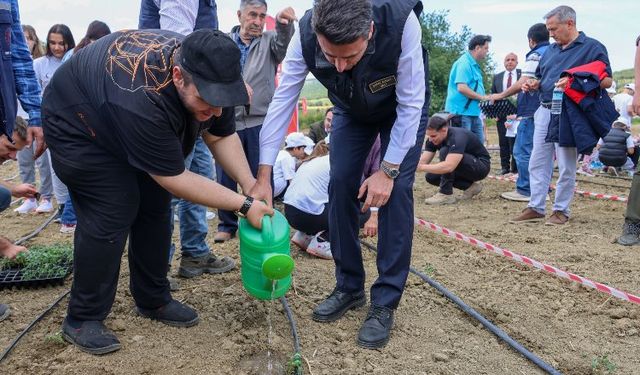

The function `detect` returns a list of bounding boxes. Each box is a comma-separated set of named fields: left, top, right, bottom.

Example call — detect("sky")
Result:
left=20, top=0, right=637, bottom=74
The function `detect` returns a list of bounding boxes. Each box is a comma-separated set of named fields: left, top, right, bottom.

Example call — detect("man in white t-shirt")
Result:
left=273, top=132, right=313, bottom=199
left=612, top=83, right=635, bottom=123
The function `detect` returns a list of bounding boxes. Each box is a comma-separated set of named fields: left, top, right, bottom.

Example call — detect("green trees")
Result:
left=420, top=10, right=495, bottom=115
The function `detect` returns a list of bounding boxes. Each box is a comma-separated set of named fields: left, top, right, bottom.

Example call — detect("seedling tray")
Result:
left=0, top=260, right=72, bottom=289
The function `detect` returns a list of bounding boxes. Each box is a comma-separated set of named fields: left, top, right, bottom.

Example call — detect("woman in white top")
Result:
left=33, top=24, right=78, bottom=233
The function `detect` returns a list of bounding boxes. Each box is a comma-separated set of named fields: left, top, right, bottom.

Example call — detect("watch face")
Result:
left=390, top=169, right=400, bottom=178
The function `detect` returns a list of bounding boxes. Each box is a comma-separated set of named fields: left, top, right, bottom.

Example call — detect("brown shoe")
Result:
left=545, top=211, right=569, bottom=225
left=213, top=231, right=235, bottom=243
left=509, top=208, right=544, bottom=223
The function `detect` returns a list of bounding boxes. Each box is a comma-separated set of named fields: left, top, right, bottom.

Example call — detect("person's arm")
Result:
left=418, top=153, right=464, bottom=174
left=10, top=0, right=44, bottom=157
left=497, top=75, right=529, bottom=98
left=157, top=0, right=199, bottom=35
left=457, top=83, right=488, bottom=101
left=417, top=150, right=436, bottom=167
left=251, top=31, right=309, bottom=205
left=270, top=7, right=296, bottom=63
left=0, top=180, right=38, bottom=199
left=358, top=12, right=424, bottom=212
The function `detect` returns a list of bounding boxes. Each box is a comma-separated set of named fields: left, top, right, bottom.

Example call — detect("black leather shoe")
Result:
left=62, top=318, right=122, bottom=355
left=137, top=299, right=199, bottom=327
left=312, top=289, right=366, bottom=322
left=357, top=304, right=394, bottom=349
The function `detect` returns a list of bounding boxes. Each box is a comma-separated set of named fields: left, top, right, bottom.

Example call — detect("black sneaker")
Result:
left=312, top=288, right=366, bottom=322
left=61, top=318, right=122, bottom=355
left=357, top=304, right=394, bottom=349
left=137, top=299, right=199, bottom=328
left=178, top=253, right=236, bottom=278
left=0, top=303, right=10, bottom=322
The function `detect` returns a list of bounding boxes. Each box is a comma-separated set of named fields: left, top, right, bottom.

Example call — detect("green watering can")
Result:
left=239, top=210, right=295, bottom=300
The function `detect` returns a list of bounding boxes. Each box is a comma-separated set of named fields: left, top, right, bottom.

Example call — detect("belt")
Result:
left=540, top=102, right=552, bottom=109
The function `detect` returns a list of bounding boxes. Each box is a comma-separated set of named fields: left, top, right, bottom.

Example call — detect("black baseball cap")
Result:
left=179, top=29, right=249, bottom=107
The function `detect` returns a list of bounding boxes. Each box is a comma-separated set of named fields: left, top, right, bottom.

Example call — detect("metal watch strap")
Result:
left=381, top=161, right=399, bottom=179
left=236, top=196, right=254, bottom=217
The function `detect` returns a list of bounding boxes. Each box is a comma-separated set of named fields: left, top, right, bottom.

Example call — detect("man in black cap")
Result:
left=42, top=29, right=272, bottom=355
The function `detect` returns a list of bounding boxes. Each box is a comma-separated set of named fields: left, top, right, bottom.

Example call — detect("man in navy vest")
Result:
left=251, top=0, right=429, bottom=348
left=139, top=0, right=237, bottom=288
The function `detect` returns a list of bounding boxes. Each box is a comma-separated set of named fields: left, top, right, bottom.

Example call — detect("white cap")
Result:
left=606, top=80, right=617, bottom=94
left=624, top=83, right=635, bottom=92
left=285, top=132, right=308, bottom=149
left=303, top=136, right=315, bottom=155
left=613, top=117, right=631, bottom=129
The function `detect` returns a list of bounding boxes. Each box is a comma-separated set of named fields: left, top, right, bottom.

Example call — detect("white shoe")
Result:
left=35, top=199, right=53, bottom=213
left=206, top=211, right=216, bottom=220
left=14, top=198, right=37, bottom=214
left=291, top=230, right=313, bottom=250
left=60, top=224, right=76, bottom=234
left=174, top=214, right=179, bottom=222
left=460, top=182, right=483, bottom=200
left=306, top=233, right=332, bottom=260
left=424, top=192, right=456, bottom=205
left=501, top=190, right=530, bottom=202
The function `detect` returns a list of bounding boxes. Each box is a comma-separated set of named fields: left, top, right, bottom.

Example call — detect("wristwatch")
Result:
left=234, top=196, right=254, bottom=218
left=380, top=161, right=400, bottom=179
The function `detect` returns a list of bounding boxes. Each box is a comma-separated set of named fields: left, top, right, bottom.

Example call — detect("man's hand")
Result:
left=362, top=211, right=378, bottom=237
left=522, top=78, right=539, bottom=92
left=11, top=183, right=38, bottom=198
left=555, top=77, right=569, bottom=90
left=0, top=236, right=27, bottom=259
left=244, top=82, right=254, bottom=104
left=248, top=166, right=274, bottom=207
left=245, top=199, right=274, bottom=230
left=276, top=7, right=297, bottom=25
left=358, top=170, right=394, bottom=212
left=487, top=93, right=500, bottom=103
left=26, top=127, right=47, bottom=159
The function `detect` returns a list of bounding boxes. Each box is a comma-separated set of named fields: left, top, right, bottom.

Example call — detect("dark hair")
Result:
left=22, top=25, right=45, bottom=58
left=172, top=47, right=194, bottom=86
left=14, top=116, right=28, bottom=141
left=74, top=21, right=111, bottom=53
left=468, top=34, right=491, bottom=51
left=527, top=23, right=549, bottom=44
left=46, top=24, right=75, bottom=57
left=325, top=106, right=334, bottom=115
left=312, top=0, right=372, bottom=45
left=427, top=115, right=450, bottom=131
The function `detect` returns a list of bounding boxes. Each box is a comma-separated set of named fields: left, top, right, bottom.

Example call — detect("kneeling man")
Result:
left=419, top=114, right=491, bottom=204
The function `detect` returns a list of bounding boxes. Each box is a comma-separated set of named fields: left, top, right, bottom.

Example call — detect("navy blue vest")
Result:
left=138, top=0, right=218, bottom=31
left=0, top=3, right=17, bottom=137
left=516, top=42, right=549, bottom=118
left=599, top=127, right=630, bottom=167
left=299, top=0, right=426, bottom=123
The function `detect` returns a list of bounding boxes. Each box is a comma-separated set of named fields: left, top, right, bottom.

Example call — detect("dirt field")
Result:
left=1, top=135, right=639, bottom=374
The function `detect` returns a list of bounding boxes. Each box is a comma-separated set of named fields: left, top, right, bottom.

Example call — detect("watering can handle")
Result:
left=261, top=215, right=274, bottom=244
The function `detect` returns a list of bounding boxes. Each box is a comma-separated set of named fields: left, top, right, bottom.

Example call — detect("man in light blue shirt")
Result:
left=445, top=34, right=494, bottom=144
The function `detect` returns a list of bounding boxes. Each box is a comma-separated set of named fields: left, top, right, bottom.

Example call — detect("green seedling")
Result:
left=422, top=263, right=436, bottom=278
left=44, top=331, right=66, bottom=346
left=591, top=354, right=617, bottom=374
left=1, top=243, right=72, bottom=281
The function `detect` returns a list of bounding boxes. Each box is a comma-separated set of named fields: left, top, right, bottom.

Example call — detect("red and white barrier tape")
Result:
left=414, top=217, right=640, bottom=306
left=487, top=175, right=628, bottom=203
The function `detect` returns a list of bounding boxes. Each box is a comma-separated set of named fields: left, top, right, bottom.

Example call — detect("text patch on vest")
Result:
left=368, top=75, right=397, bottom=93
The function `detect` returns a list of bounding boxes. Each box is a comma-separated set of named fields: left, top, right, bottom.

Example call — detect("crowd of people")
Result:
left=0, top=0, right=639, bottom=356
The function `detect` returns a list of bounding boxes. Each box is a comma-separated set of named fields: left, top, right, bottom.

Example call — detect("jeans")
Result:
left=169, top=136, right=214, bottom=260
left=17, top=145, right=53, bottom=199
left=513, top=117, right=535, bottom=196
left=216, top=125, right=261, bottom=235
left=61, top=197, right=77, bottom=225
left=527, top=106, right=577, bottom=215
left=0, top=186, right=10, bottom=212
left=460, top=115, right=484, bottom=144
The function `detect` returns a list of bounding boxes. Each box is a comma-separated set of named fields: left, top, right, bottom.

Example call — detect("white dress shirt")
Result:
left=153, top=0, right=199, bottom=35
left=502, top=69, right=516, bottom=92
left=259, top=11, right=425, bottom=166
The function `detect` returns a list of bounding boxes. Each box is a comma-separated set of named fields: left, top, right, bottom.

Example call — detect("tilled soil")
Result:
left=1, top=149, right=639, bottom=374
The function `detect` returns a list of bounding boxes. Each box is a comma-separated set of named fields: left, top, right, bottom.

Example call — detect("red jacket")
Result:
left=561, top=60, right=608, bottom=104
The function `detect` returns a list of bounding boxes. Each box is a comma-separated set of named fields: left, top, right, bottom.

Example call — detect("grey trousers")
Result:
left=17, top=145, right=53, bottom=199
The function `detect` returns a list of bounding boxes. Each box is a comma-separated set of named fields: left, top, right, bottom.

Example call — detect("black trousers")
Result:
left=52, top=157, right=172, bottom=321
left=284, top=203, right=370, bottom=240
left=426, top=152, right=491, bottom=195
left=496, top=118, right=517, bottom=173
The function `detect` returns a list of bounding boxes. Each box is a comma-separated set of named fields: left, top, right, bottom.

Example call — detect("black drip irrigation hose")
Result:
left=14, top=210, right=58, bottom=246
left=0, top=289, right=70, bottom=363
left=280, top=296, right=303, bottom=375
left=360, top=240, right=562, bottom=375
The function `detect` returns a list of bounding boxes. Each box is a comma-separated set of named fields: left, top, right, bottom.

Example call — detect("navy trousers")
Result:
left=329, top=105, right=428, bottom=309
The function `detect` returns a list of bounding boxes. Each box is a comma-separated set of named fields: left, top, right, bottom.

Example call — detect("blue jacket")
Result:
left=546, top=63, right=617, bottom=154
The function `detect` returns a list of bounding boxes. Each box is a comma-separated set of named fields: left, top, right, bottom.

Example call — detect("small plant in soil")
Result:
left=44, top=331, right=66, bottom=346
left=0, top=243, right=72, bottom=280
left=591, top=354, right=617, bottom=374
left=422, top=263, right=436, bottom=278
